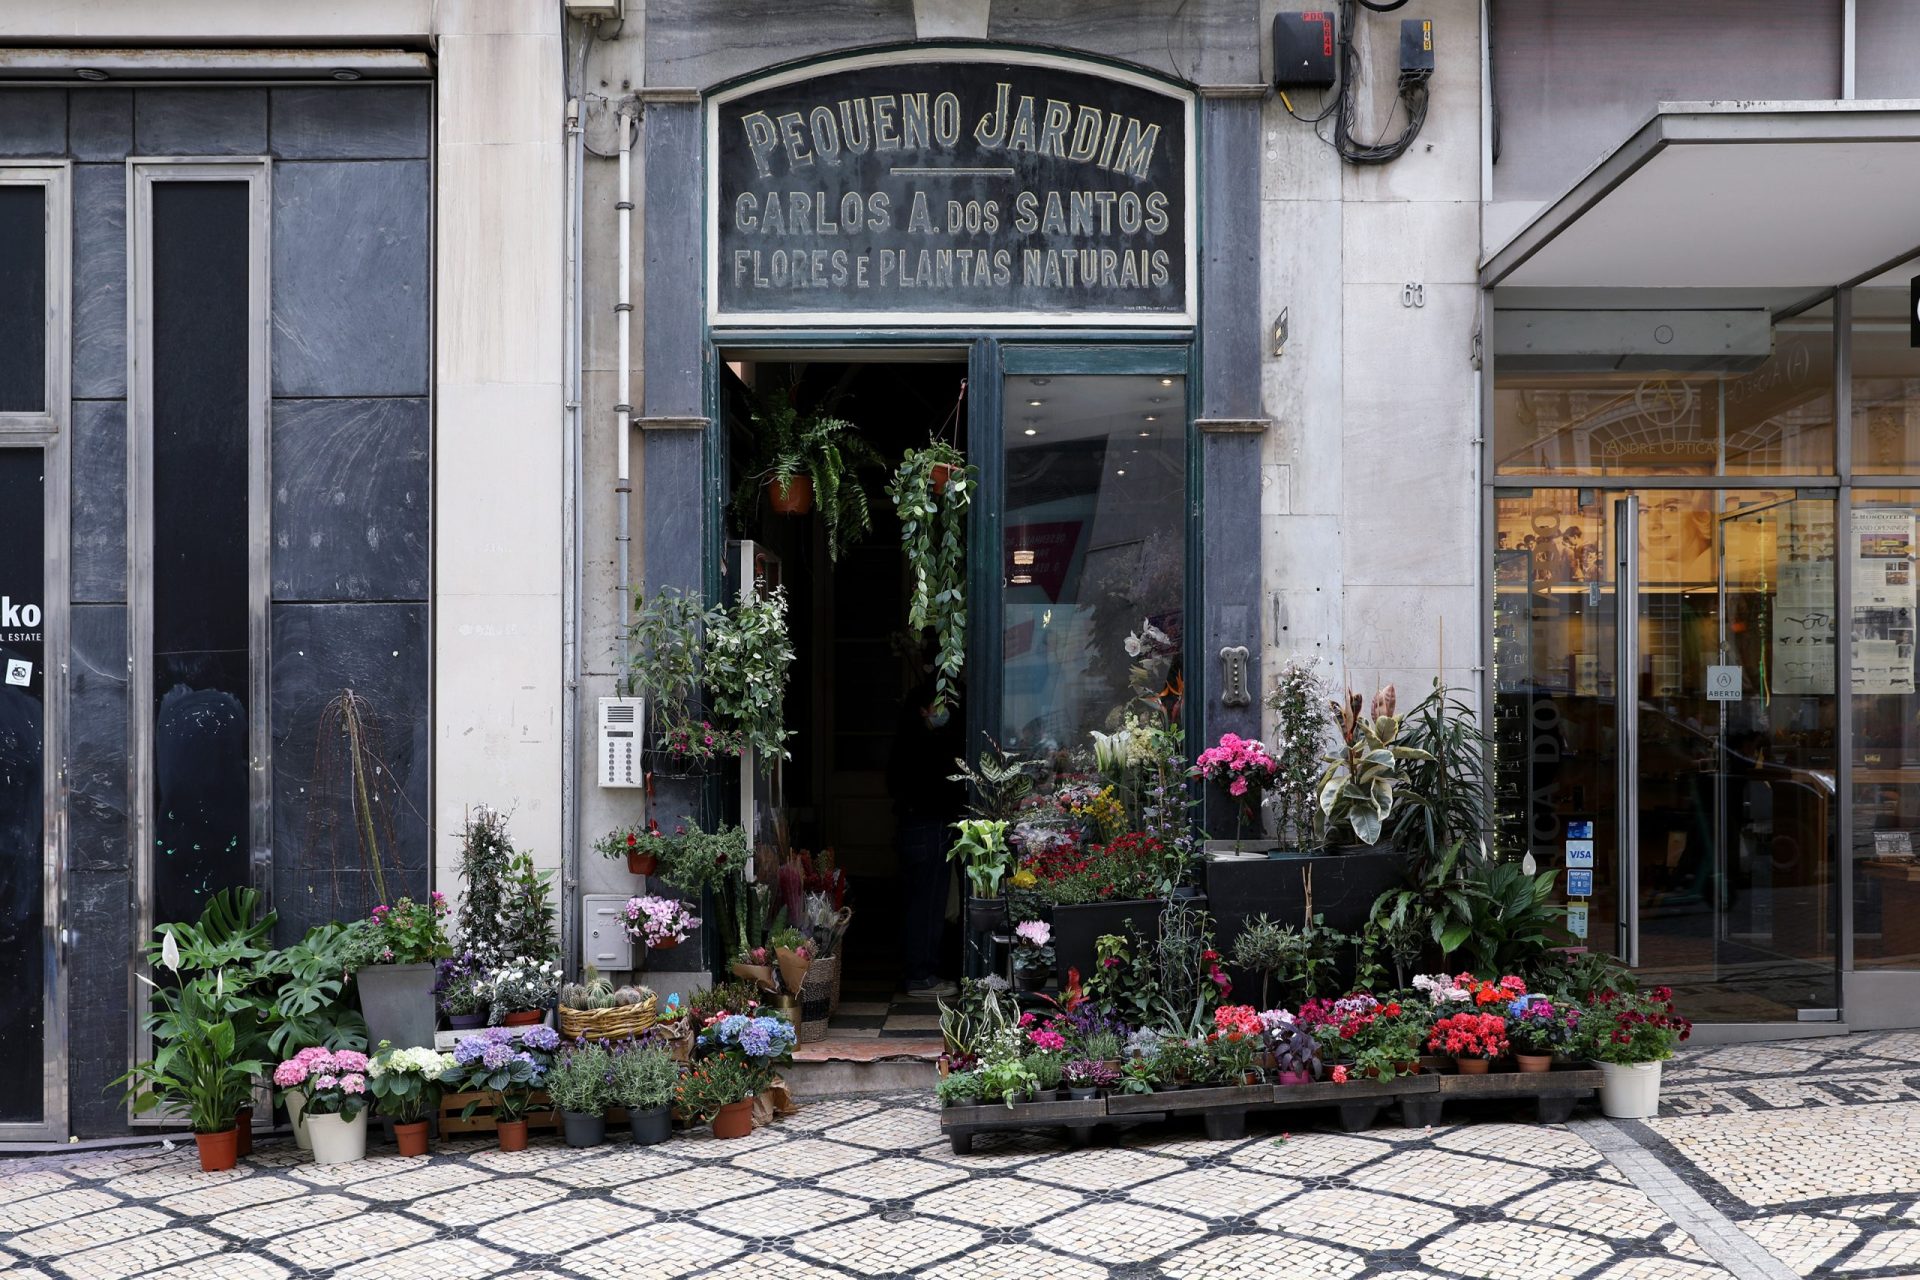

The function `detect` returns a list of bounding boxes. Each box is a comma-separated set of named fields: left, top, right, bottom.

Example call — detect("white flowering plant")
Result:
left=367, top=1042, right=456, bottom=1123
left=482, top=959, right=562, bottom=1023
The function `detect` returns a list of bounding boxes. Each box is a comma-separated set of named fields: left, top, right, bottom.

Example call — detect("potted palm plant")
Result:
left=732, top=388, right=884, bottom=562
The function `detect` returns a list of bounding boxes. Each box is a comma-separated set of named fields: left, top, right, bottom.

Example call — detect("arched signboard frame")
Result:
left=705, top=46, right=1198, bottom=329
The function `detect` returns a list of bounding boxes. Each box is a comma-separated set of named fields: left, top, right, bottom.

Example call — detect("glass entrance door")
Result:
left=1493, top=489, right=1840, bottom=1021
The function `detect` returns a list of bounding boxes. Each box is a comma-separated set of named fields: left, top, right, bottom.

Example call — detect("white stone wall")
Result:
left=432, top=2, right=570, bottom=894
left=1257, top=0, right=1485, bottom=724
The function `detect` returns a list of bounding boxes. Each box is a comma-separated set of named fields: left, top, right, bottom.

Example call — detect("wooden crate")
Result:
left=437, top=1090, right=560, bottom=1136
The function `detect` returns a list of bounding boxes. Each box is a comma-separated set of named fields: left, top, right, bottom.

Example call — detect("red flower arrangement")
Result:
left=1459, top=973, right=1528, bottom=1007
left=1429, top=1011, right=1509, bottom=1060
left=1214, top=1005, right=1261, bottom=1037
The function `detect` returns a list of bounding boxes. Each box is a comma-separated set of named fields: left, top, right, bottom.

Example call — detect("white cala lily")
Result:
left=159, top=928, right=181, bottom=974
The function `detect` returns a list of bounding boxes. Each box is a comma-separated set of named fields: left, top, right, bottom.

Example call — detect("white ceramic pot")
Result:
left=285, top=1089, right=313, bottom=1152
left=1597, top=1059, right=1663, bottom=1119
left=305, top=1109, right=368, bottom=1165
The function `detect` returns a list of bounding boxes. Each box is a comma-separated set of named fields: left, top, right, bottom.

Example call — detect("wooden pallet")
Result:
left=936, top=1065, right=1600, bottom=1152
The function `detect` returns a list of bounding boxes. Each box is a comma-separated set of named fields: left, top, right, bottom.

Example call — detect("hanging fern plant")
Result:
left=889, top=438, right=972, bottom=718
left=732, top=387, right=883, bottom=563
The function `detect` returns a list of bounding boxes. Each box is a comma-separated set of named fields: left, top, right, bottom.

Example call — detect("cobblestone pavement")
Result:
left=1, top=1031, right=1914, bottom=1280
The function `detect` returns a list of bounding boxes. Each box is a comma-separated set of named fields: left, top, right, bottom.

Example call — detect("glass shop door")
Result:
left=1493, top=489, right=1840, bottom=1021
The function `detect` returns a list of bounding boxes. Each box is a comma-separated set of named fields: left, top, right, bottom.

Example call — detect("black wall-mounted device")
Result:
left=1399, top=17, right=1435, bottom=82
left=1273, top=11, right=1337, bottom=90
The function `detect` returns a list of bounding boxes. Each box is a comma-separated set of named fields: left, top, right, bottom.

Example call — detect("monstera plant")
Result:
left=1316, top=684, right=1432, bottom=847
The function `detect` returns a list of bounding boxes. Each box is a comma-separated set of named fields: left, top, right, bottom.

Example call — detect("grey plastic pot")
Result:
left=356, top=963, right=438, bottom=1051
left=627, top=1103, right=673, bottom=1146
left=562, top=1111, right=606, bottom=1148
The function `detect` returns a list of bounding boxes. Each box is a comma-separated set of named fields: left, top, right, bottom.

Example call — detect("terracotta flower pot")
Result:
left=929, top=462, right=954, bottom=495
left=1456, top=1056, right=1492, bottom=1075
left=503, top=1009, right=544, bottom=1027
left=768, top=474, right=813, bottom=514
left=394, top=1120, right=429, bottom=1157
left=712, top=1098, right=754, bottom=1139
left=496, top=1118, right=529, bottom=1151
left=626, top=850, right=658, bottom=876
left=234, top=1105, right=253, bottom=1158
left=194, top=1127, right=238, bottom=1173
left=1515, top=1053, right=1553, bottom=1074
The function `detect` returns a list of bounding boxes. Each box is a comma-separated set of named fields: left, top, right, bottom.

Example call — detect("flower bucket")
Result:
left=1515, top=1053, right=1553, bottom=1074
left=356, top=962, right=438, bottom=1056
left=306, top=1110, right=368, bottom=1166
left=285, top=1089, right=313, bottom=1152
left=234, top=1105, right=253, bottom=1158
left=768, top=474, right=813, bottom=514
left=194, top=1128, right=238, bottom=1173
left=965, top=895, right=1007, bottom=934
left=626, top=850, right=658, bottom=876
left=628, top=1103, right=673, bottom=1146
left=503, top=1008, right=545, bottom=1027
left=562, top=1111, right=606, bottom=1149
left=496, top=1118, right=530, bottom=1152
left=712, top=1099, right=754, bottom=1139
left=394, top=1120, right=429, bottom=1157
left=1598, top=1060, right=1663, bottom=1119
left=775, top=947, right=812, bottom=995
left=798, top=955, right=837, bottom=1044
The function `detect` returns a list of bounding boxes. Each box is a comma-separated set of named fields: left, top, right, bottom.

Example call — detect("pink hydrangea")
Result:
left=272, top=1060, right=308, bottom=1088
left=340, top=1074, right=366, bottom=1095
left=313, top=1073, right=338, bottom=1091
left=331, top=1050, right=369, bottom=1074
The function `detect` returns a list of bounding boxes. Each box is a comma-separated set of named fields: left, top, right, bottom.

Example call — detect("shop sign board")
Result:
left=707, top=50, right=1196, bottom=326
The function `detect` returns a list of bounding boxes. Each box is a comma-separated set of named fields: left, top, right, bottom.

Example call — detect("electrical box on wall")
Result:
left=1273, top=11, right=1337, bottom=89
left=562, top=0, right=624, bottom=19
left=597, top=696, right=644, bottom=788
left=1400, top=18, right=1435, bottom=82
left=582, top=894, right=634, bottom=972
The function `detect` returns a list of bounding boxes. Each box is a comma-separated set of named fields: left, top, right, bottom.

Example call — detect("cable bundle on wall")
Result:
left=1282, top=0, right=1432, bottom=167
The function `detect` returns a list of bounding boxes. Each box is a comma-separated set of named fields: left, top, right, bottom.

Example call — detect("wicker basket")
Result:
left=798, top=954, right=838, bottom=1043
left=557, top=995, right=658, bottom=1042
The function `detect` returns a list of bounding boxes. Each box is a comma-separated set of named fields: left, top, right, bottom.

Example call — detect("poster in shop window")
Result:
left=707, top=50, right=1195, bottom=326
left=1852, top=508, right=1917, bottom=694
left=1770, top=502, right=1836, bottom=696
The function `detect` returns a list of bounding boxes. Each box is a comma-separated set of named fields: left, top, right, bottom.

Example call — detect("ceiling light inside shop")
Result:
left=1023, top=427, right=1037, bottom=436
left=1013, top=549, right=1036, bottom=566
left=1011, top=573, right=1033, bottom=584
left=1159, top=378, right=1174, bottom=387
left=75, top=67, right=109, bottom=80
left=1027, top=399, right=1044, bottom=406
left=331, top=68, right=362, bottom=80
left=1029, top=377, right=1051, bottom=386
left=1139, top=430, right=1152, bottom=437
left=1144, top=415, right=1158, bottom=422
left=1116, top=469, right=1127, bottom=476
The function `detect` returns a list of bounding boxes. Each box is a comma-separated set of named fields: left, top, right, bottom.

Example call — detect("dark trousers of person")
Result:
left=897, top=816, right=950, bottom=988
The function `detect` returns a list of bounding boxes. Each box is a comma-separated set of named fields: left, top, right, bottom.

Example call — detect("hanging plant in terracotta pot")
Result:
left=888, top=424, right=972, bottom=721
left=732, top=384, right=883, bottom=562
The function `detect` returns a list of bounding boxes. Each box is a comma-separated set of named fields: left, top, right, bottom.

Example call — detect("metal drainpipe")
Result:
left=616, top=106, right=635, bottom=679
left=560, top=90, right=586, bottom=976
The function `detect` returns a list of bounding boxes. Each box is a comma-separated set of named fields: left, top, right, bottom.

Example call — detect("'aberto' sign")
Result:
left=707, top=50, right=1195, bottom=326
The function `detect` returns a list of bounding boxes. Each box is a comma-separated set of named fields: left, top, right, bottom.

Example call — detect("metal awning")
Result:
left=1482, top=100, right=1920, bottom=294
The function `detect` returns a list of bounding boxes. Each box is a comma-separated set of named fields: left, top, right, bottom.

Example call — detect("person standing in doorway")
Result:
left=888, top=661, right=966, bottom=999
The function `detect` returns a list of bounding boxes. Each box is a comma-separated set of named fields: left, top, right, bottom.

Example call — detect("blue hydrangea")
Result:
left=453, top=1035, right=489, bottom=1066
left=521, top=1024, right=560, bottom=1051
left=482, top=1042, right=515, bottom=1069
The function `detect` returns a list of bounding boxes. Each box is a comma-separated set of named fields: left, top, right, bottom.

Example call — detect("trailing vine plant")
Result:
left=888, top=380, right=972, bottom=718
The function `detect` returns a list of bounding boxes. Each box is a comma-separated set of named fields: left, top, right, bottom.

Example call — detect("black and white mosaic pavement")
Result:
left=2, top=1031, right=1915, bottom=1279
